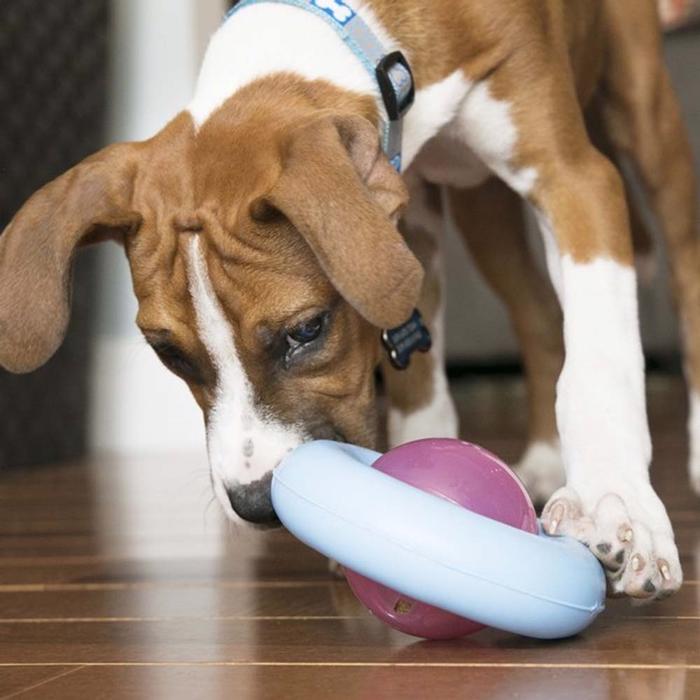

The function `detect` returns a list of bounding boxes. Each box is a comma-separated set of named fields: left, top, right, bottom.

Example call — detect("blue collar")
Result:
left=224, top=0, right=415, bottom=172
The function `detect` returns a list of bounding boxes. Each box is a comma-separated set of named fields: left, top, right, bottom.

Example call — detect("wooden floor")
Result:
left=1, top=376, right=699, bottom=699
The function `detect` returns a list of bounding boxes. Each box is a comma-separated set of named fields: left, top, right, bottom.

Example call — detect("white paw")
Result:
left=542, top=484, right=682, bottom=600
left=513, top=440, right=565, bottom=505
left=387, top=393, right=458, bottom=447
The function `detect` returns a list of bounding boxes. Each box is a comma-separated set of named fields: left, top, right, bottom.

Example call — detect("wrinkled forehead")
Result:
left=128, top=213, right=329, bottom=334
left=127, top=103, right=286, bottom=218
left=188, top=225, right=332, bottom=329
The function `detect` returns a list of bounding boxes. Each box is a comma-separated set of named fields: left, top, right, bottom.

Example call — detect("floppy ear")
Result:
left=266, top=115, right=423, bottom=328
left=0, top=143, right=141, bottom=373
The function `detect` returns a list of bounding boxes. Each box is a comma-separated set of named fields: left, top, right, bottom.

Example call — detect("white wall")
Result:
left=89, top=0, right=225, bottom=455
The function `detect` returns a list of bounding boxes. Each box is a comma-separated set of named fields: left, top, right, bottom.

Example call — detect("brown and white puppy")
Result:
left=1, top=0, right=696, bottom=601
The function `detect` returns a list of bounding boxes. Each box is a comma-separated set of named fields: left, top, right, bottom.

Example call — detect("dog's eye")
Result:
left=287, top=314, right=325, bottom=347
left=283, top=313, right=329, bottom=368
left=153, top=343, right=200, bottom=382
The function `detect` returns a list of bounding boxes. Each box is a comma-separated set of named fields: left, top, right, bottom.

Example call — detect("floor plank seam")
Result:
left=1, top=662, right=700, bottom=670
left=0, top=615, right=364, bottom=623
left=0, top=581, right=696, bottom=592
left=0, top=665, right=84, bottom=700
left=0, top=581, right=338, bottom=592
left=1, top=614, right=699, bottom=624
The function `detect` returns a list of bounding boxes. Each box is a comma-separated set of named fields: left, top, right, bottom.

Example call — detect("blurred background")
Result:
left=0, top=0, right=698, bottom=469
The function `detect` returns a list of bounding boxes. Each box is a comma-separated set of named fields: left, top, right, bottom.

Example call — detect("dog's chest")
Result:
left=410, top=123, right=492, bottom=189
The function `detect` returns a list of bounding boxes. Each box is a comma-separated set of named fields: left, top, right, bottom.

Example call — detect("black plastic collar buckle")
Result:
left=375, top=51, right=415, bottom=121
left=382, top=309, right=432, bottom=371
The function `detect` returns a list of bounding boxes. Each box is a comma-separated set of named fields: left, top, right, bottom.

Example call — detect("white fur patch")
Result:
left=409, top=76, right=537, bottom=194
left=186, top=238, right=304, bottom=516
left=457, top=81, right=538, bottom=195
left=403, top=71, right=472, bottom=170
left=554, top=257, right=651, bottom=491
left=189, top=2, right=391, bottom=127
left=689, top=390, right=700, bottom=494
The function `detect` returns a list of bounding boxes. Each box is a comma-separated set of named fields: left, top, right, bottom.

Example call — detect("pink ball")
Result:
left=344, top=438, right=538, bottom=640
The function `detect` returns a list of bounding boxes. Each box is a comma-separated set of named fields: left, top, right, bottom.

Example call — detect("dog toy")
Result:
left=343, top=439, right=539, bottom=639
left=272, top=438, right=606, bottom=640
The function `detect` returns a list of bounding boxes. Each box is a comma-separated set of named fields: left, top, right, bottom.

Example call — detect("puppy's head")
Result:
left=0, top=89, right=423, bottom=525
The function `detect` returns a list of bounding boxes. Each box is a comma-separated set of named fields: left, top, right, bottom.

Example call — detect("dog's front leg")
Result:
left=538, top=213, right=682, bottom=599
left=456, top=68, right=682, bottom=599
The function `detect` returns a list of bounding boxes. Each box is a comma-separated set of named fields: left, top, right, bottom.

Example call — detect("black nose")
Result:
left=227, top=473, right=279, bottom=525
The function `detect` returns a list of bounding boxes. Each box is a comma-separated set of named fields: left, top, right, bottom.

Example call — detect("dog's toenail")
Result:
left=659, top=561, right=671, bottom=581
left=615, top=549, right=625, bottom=564
left=631, top=554, right=645, bottom=572
left=618, top=526, right=633, bottom=543
left=597, top=543, right=612, bottom=555
left=642, top=579, right=656, bottom=594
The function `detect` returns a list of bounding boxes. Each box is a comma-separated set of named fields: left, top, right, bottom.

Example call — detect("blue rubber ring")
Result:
left=271, top=440, right=606, bottom=639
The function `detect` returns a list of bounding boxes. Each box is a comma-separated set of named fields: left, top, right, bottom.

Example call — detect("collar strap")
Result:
left=225, top=0, right=415, bottom=172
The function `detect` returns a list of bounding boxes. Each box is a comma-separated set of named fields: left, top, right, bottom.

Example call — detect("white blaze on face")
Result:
left=186, top=238, right=305, bottom=517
